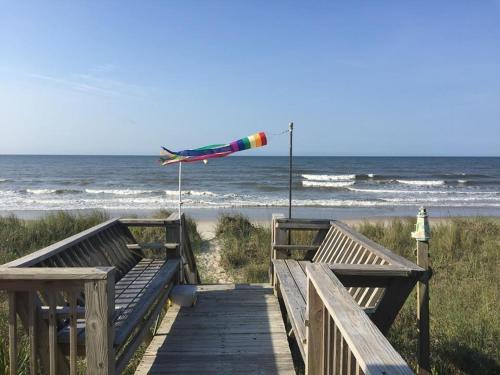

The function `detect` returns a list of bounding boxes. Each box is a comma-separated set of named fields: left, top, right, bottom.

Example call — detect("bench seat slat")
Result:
left=273, top=259, right=307, bottom=350
left=58, top=258, right=179, bottom=348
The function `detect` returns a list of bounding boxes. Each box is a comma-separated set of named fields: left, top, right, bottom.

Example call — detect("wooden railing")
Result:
left=119, top=212, right=200, bottom=284
left=0, top=212, right=199, bottom=375
left=270, top=214, right=331, bottom=283
left=306, top=263, right=414, bottom=375
left=1, top=267, right=115, bottom=375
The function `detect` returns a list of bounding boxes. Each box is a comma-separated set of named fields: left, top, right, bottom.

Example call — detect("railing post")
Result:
left=412, top=207, right=431, bottom=375
left=85, top=270, right=115, bottom=375
left=306, top=278, right=324, bottom=375
left=8, top=292, right=17, bottom=375
left=166, top=213, right=182, bottom=283
left=270, top=214, right=287, bottom=286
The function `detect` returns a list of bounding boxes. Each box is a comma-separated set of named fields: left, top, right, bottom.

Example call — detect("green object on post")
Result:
left=412, top=206, right=431, bottom=241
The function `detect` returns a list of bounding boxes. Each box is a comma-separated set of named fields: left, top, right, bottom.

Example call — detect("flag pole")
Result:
left=288, top=122, right=293, bottom=219
left=178, top=161, right=182, bottom=219
left=178, top=161, right=183, bottom=281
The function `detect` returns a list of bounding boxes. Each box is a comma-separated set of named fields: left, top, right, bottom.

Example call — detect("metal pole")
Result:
left=178, top=161, right=182, bottom=219
left=288, top=122, right=293, bottom=219
left=412, top=207, right=431, bottom=375
left=178, top=162, right=184, bottom=282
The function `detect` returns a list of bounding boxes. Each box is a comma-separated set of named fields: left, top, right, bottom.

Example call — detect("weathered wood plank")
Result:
left=273, top=260, right=307, bottom=349
left=84, top=276, right=115, bottom=375
left=115, top=283, right=174, bottom=374
left=48, top=293, right=57, bottom=375
left=273, top=244, right=320, bottom=251
left=119, top=218, right=179, bottom=227
left=135, top=284, right=294, bottom=375
left=0, top=267, right=114, bottom=280
left=306, top=263, right=414, bottom=375
left=277, top=222, right=331, bottom=230
left=2, top=218, right=121, bottom=267
left=8, top=292, right=17, bottom=375
left=331, top=221, right=424, bottom=271
left=306, top=278, right=324, bottom=375
left=114, top=259, right=180, bottom=346
left=68, top=292, right=77, bottom=375
left=28, top=291, right=37, bottom=375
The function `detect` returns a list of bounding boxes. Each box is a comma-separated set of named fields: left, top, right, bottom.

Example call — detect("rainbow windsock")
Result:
left=160, top=132, right=267, bottom=165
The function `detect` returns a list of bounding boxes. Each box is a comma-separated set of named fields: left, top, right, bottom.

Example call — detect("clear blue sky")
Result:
left=1, top=1, right=499, bottom=156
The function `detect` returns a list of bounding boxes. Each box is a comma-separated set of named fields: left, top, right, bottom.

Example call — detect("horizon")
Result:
left=1, top=153, right=500, bottom=158
left=1, top=2, right=499, bottom=156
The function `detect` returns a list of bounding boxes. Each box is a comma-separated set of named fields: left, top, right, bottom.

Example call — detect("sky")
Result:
left=0, top=1, right=499, bottom=156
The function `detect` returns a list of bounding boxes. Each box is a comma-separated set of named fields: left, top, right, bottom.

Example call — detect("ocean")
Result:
left=1, top=155, right=499, bottom=219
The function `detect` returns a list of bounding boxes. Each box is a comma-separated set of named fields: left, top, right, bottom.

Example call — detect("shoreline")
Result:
left=2, top=205, right=500, bottom=221
left=3, top=207, right=498, bottom=235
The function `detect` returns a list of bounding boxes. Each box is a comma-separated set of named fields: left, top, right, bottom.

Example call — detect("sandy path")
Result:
left=196, top=221, right=233, bottom=284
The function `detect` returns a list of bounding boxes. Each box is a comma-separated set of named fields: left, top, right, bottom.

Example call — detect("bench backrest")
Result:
left=3, top=218, right=140, bottom=281
left=312, top=220, right=419, bottom=309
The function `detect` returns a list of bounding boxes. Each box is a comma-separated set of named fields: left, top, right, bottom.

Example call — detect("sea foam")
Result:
left=85, top=189, right=154, bottom=195
left=302, top=174, right=356, bottom=181
left=26, top=189, right=57, bottom=195
left=302, top=180, right=355, bottom=188
left=165, top=190, right=217, bottom=197
left=397, top=180, right=445, bottom=186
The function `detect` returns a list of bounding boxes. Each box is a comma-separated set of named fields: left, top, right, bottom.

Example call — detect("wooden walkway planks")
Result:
left=135, top=284, right=295, bottom=374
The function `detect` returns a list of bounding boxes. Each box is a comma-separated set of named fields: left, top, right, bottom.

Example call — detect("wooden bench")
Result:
left=0, top=212, right=199, bottom=375
left=305, top=263, right=414, bottom=374
left=271, top=215, right=424, bottom=361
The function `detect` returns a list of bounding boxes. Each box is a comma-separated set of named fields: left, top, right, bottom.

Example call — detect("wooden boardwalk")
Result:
left=135, top=284, right=295, bottom=374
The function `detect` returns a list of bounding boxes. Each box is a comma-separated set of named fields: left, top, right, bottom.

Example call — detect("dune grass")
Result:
left=215, top=214, right=270, bottom=283
left=0, top=210, right=202, bottom=374
left=357, top=217, right=500, bottom=375
left=216, top=213, right=500, bottom=375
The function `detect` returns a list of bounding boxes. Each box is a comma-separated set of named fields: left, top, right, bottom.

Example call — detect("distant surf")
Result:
left=302, top=181, right=355, bottom=188
left=1, top=155, right=499, bottom=213
left=396, top=180, right=445, bottom=186
left=302, top=174, right=356, bottom=181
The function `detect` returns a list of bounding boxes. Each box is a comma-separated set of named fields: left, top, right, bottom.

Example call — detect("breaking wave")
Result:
left=85, top=189, right=154, bottom=195
left=302, top=174, right=356, bottom=181
left=302, top=181, right=355, bottom=188
left=26, top=189, right=58, bottom=195
left=165, top=190, right=217, bottom=197
left=397, top=180, right=445, bottom=186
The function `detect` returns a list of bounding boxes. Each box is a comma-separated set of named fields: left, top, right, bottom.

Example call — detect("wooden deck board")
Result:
left=135, top=284, right=295, bottom=374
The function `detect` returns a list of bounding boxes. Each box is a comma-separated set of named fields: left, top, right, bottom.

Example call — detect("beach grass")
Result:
left=358, top=217, right=500, bottom=375
left=0, top=210, right=202, bottom=374
left=215, top=213, right=500, bottom=375
left=215, top=214, right=270, bottom=282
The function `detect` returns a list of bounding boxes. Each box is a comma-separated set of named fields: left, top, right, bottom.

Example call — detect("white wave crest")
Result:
left=302, top=181, right=355, bottom=188
left=0, top=178, right=9, bottom=182
left=302, top=174, right=356, bottom=181
left=348, top=187, right=499, bottom=195
left=368, top=174, right=375, bottom=178
left=85, top=189, right=153, bottom=195
left=457, top=180, right=468, bottom=184
left=0, top=190, right=16, bottom=196
left=165, top=190, right=217, bottom=197
left=397, top=180, right=445, bottom=186
left=27, top=189, right=57, bottom=195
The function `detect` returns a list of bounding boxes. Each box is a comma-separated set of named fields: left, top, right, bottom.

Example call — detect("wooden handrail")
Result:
left=273, top=244, right=320, bottom=251
left=330, top=221, right=424, bottom=271
left=0, top=267, right=116, bottom=375
left=306, top=263, right=414, bottom=375
left=0, top=267, right=114, bottom=280
left=3, top=219, right=121, bottom=268
left=119, top=218, right=179, bottom=227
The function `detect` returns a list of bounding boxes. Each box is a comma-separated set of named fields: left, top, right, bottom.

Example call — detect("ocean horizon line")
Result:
left=1, top=154, right=500, bottom=158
